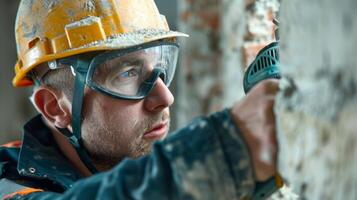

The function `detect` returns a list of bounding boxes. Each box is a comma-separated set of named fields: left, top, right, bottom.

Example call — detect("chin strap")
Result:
left=56, top=56, right=99, bottom=174
left=56, top=127, right=98, bottom=174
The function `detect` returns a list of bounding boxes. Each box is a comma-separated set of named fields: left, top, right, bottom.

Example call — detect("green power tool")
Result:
left=243, top=41, right=281, bottom=94
left=243, top=18, right=281, bottom=94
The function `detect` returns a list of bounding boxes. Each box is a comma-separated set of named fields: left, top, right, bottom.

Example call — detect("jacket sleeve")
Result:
left=11, top=109, right=255, bottom=200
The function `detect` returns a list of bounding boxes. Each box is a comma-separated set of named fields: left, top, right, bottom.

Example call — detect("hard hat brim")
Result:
left=13, top=30, right=188, bottom=87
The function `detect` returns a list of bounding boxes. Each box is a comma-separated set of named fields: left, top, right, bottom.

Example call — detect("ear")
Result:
left=33, top=86, right=71, bottom=128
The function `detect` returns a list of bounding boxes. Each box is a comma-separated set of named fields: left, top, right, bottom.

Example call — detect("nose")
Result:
left=144, top=78, right=174, bottom=112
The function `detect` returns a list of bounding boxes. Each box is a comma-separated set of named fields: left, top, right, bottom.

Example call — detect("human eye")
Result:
left=119, top=67, right=141, bottom=78
left=110, top=61, right=143, bottom=84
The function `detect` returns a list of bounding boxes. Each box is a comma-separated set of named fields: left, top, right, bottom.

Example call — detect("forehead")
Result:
left=104, top=48, right=162, bottom=64
left=123, top=47, right=161, bottom=58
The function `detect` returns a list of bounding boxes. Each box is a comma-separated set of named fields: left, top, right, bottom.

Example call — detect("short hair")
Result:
left=32, top=63, right=75, bottom=101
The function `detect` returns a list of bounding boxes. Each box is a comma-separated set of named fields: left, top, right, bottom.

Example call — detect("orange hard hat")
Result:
left=13, top=0, right=188, bottom=87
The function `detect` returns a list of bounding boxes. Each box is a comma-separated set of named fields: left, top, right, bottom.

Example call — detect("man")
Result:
left=0, top=0, right=279, bottom=199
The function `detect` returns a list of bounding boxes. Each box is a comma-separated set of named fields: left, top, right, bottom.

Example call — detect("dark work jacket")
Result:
left=0, top=110, right=257, bottom=199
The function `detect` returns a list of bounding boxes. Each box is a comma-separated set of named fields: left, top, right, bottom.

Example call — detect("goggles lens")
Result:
left=88, top=43, right=179, bottom=99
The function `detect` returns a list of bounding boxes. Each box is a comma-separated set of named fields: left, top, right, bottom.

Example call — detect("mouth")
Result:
left=143, top=121, right=168, bottom=140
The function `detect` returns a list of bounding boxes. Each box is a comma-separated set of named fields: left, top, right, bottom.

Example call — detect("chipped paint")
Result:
left=97, top=0, right=113, bottom=10
left=43, top=0, right=59, bottom=10
left=83, top=0, right=95, bottom=12
left=66, top=16, right=101, bottom=29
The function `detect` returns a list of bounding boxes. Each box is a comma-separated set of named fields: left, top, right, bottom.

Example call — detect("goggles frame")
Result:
left=86, top=41, right=179, bottom=100
left=55, top=41, right=179, bottom=100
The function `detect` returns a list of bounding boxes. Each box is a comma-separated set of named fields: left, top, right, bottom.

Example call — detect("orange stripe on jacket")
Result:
left=1, top=141, right=22, bottom=148
left=3, top=188, right=43, bottom=200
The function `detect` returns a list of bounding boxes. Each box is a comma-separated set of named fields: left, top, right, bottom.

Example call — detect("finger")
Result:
left=263, top=79, right=280, bottom=95
left=261, top=98, right=275, bottom=119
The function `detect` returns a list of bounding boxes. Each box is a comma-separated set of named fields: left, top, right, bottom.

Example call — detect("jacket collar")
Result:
left=17, top=115, right=82, bottom=190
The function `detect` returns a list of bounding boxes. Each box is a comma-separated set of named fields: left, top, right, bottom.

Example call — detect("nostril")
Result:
left=159, top=72, right=167, bottom=83
left=144, top=77, right=174, bottom=112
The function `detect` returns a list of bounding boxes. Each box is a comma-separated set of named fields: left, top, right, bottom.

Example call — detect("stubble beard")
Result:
left=82, top=111, right=170, bottom=171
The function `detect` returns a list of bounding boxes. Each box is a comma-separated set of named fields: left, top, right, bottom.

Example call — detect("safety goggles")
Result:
left=55, top=41, right=179, bottom=100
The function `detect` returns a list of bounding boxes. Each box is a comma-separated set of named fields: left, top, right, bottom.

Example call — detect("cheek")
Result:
left=88, top=94, right=146, bottom=134
left=81, top=94, right=147, bottom=153
left=101, top=99, right=144, bottom=123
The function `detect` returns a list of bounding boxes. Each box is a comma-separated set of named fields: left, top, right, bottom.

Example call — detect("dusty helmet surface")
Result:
left=13, top=0, right=187, bottom=87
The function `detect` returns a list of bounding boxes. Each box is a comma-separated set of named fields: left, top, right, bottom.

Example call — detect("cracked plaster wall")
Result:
left=277, top=0, right=357, bottom=199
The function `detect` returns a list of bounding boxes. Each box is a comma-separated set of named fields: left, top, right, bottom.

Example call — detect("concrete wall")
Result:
left=277, top=0, right=357, bottom=199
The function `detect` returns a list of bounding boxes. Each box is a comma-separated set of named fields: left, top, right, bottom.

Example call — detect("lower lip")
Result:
left=143, top=124, right=168, bottom=140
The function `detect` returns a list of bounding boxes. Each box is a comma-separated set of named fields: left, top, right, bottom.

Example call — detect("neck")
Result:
left=92, top=161, right=115, bottom=172
left=49, top=124, right=93, bottom=177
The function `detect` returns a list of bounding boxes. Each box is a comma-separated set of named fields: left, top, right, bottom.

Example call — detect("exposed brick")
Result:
left=242, top=42, right=271, bottom=68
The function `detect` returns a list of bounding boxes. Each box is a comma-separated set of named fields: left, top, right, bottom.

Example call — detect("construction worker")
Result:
left=0, top=0, right=279, bottom=199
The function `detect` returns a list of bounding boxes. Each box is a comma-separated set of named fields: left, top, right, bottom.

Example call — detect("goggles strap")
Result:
left=55, top=56, right=98, bottom=174
left=71, top=58, right=99, bottom=174
left=71, top=65, right=86, bottom=143
left=56, top=126, right=98, bottom=174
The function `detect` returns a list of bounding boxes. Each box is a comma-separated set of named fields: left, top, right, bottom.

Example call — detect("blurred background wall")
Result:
left=0, top=0, right=278, bottom=144
left=175, top=0, right=278, bottom=127
left=0, top=0, right=34, bottom=143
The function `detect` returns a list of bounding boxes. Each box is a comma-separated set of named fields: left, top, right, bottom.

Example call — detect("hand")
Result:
left=231, top=79, right=279, bottom=181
